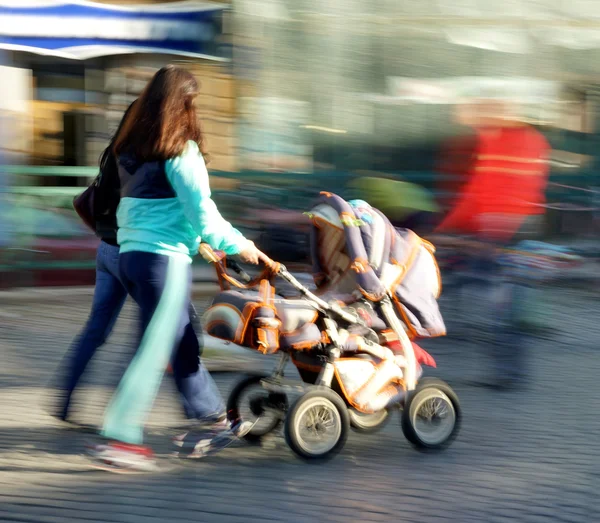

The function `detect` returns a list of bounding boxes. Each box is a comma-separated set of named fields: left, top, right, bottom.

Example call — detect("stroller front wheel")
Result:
left=401, top=378, right=461, bottom=451
left=284, top=388, right=349, bottom=461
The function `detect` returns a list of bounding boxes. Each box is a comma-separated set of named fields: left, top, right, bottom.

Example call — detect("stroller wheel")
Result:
left=284, top=388, right=349, bottom=461
left=227, top=375, right=287, bottom=443
left=401, top=378, right=461, bottom=451
left=349, top=408, right=389, bottom=434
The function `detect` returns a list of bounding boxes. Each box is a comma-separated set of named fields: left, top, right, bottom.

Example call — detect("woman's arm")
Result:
left=165, top=141, right=250, bottom=255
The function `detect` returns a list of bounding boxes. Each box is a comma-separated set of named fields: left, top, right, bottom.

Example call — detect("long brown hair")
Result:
left=99, top=99, right=137, bottom=175
left=113, top=65, right=206, bottom=162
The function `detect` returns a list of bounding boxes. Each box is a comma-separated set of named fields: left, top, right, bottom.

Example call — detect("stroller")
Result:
left=200, top=193, right=461, bottom=460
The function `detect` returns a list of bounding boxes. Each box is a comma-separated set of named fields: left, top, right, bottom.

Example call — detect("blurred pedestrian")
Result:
left=90, top=65, right=267, bottom=472
left=437, top=99, right=549, bottom=240
left=435, top=99, right=550, bottom=388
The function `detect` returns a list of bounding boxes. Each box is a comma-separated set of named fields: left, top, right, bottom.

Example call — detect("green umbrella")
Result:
left=348, top=177, right=439, bottom=220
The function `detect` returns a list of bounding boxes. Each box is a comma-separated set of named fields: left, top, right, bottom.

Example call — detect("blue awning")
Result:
left=0, top=0, right=228, bottom=61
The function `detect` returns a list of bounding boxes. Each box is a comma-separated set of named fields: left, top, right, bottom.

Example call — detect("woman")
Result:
left=52, top=101, right=206, bottom=425
left=91, top=66, right=266, bottom=471
left=51, top=102, right=136, bottom=423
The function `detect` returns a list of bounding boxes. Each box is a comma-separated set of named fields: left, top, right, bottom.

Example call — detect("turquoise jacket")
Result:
left=116, top=141, right=248, bottom=262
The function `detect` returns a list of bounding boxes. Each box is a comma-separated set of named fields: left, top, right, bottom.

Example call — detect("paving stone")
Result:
left=0, top=287, right=597, bottom=522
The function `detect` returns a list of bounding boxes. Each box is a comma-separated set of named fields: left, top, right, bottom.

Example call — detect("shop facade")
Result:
left=0, top=0, right=235, bottom=171
left=232, top=0, right=600, bottom=182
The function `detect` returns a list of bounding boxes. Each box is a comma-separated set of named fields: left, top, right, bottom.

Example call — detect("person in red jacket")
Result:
left=435, top=100, right=551, bottom=389
left=437, top=101, right=550, bottom=241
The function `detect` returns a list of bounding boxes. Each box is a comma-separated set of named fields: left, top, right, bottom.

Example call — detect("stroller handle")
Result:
left=199, top=243, right=277, bottom=270
left=198, top=243, right=360, bottom=325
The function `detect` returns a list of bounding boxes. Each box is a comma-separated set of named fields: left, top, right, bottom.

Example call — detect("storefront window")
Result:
left=234, top=1, right=591, bottom=175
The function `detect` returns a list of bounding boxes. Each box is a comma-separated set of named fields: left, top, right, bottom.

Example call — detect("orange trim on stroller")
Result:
left=235, top=302, right=260, bottom=344
left=358, top=286, right=385, bottom=302
left=255, top=325, right=281, bottom=354
left=390, top=231, right=422, bottom=291
left=351, top=258, right=370, bottom=274
left=391, top=295, right=418, bottom=339
left=236, top=300, right=279, bottom=344
left=218, top=266, right=274, bottom=291
left=333, top=358, right=379, bottom=414
left=290, top=339, right=321, bottom=351
left=312, top=215, right=344, bottom=232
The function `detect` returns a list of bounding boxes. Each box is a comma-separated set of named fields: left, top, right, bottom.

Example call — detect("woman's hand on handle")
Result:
left=201, top=240, right=272, bottom=267
left=238, top=241, right=262, bottom=265
left=238, top=241, right=273, bottom=267
left=257, top=249, right=273, bottom=267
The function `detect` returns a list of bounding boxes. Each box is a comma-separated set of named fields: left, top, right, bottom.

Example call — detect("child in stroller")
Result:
left=200, top=193, right=461, bottom=460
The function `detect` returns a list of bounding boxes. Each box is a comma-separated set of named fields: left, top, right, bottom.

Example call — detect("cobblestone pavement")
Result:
left=0, top=286, right=598, bottom=523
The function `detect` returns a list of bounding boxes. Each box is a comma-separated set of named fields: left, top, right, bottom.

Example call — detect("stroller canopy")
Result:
left=306, top=193, right=446, bottom=338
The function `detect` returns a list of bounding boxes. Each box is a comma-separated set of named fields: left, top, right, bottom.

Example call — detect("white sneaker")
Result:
left=173, top=420, right=254, bottom=459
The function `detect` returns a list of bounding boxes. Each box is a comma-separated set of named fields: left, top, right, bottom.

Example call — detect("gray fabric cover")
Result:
left=310, top=193, right=446, bottom=338
left=205, top=290, right=321, bottom=349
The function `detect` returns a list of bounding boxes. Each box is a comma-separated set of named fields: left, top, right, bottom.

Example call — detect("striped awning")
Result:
left=0, top=0, right=228, bottom=61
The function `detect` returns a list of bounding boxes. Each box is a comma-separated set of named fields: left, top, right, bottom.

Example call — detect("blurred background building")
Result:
left=2, top=0, right=600, bottom=286
left=1, top=0, right=233, bottom=169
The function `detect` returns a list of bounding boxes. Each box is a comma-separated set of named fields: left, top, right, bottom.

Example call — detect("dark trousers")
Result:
left=54, top=241, right=127, bottom=420
left=102, top=251, right=224, bottom=444
left=54, top=243, right=223, bottom=424
left=455, top=250, right=528, bottom=384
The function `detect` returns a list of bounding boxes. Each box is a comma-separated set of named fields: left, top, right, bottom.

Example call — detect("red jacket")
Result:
left=436, top=125, right=550, bottom=241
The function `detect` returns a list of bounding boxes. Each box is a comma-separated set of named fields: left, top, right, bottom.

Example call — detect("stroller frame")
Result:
left=200, top=244, right=461, bottom=461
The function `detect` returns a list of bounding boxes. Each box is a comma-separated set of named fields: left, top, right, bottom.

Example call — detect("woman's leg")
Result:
left=172, top=321, right=225, bottom=421
left=172, top=269, right=225, bottom=420
left=52, top=241, right=127, bottom=420
left=101, top=252, right=190, bottom=445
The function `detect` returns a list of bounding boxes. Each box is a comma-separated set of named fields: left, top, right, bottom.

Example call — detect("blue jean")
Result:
left=490, top=279, right=529, bottom=383
left=103, top=251, right=224, bottom=444
left=54, top=241, right=127, bottom=420
left=55, top=243, right=224, bottom=425
left=456, top=252, right=528, bottom=383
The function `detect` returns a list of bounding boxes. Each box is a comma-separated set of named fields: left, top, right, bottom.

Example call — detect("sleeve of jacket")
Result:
left=165, top=141, right=250, bottom=255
